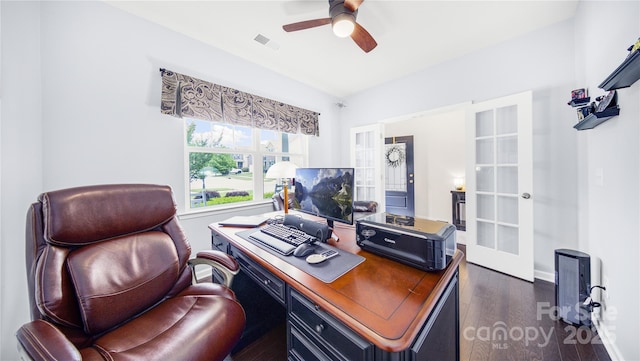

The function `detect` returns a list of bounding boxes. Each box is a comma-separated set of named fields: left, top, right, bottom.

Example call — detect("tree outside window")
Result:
left=186, top=119, right=306, bottom=209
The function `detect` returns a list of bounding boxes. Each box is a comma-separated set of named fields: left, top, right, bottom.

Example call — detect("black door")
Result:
left=384, top=136, right=415, bottom=216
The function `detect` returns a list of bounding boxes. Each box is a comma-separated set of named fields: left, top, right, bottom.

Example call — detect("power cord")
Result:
left=584, top=285, right=607, bottom=311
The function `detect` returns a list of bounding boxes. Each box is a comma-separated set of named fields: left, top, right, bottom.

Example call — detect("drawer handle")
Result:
left=314, top=304, right=321, bottom=311
left=315, top=323, right=325, bottom=334
left=263, top=279, right=271, bottom=286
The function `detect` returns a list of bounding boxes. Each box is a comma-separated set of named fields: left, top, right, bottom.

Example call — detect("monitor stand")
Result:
left=326, top=220, right=339, bottom=242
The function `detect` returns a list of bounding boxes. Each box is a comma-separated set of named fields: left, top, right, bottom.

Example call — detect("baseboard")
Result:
left=533, top=268, right=622, bottom=360
left=593, top=317, right=624, bottom=361
left=534, top=269, right=554, bottom=283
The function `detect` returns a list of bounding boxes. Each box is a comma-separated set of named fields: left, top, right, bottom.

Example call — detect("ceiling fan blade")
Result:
left=344, top=0, right=364, bottom=12
left=351, top=22, right=377, bottom=53
left=282, top=18, right=332, bottom=32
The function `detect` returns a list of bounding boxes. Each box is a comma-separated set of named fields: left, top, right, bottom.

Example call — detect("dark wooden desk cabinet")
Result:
left=210, top=213, right=462, bottom=361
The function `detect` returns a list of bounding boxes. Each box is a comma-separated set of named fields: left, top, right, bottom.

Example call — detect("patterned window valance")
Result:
left=160, top=68, right=320, bottom=136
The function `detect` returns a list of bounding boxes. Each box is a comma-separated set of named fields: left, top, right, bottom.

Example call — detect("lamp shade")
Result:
left=266, top=161, right=298, bottom=179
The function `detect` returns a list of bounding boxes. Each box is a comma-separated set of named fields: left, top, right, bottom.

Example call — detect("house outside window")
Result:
left=186, top=118, right=307, bottom=209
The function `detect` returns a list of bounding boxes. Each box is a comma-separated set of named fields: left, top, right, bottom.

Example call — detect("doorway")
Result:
left=384, top=136, right=415, bottom=216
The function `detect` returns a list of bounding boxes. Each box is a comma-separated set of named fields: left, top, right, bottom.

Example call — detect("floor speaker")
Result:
left=555, top=249, right=591, bottom=326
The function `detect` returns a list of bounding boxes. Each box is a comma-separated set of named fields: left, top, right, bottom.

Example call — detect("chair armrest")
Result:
left=354, top=200, right=378, bottom=213
left=188, top=250, right=240, bottom=288
left=16, top=320, right=81, bottom=361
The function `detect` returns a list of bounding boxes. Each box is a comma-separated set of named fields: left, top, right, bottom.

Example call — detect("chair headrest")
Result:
left=40, top=184, right=176, bottom=246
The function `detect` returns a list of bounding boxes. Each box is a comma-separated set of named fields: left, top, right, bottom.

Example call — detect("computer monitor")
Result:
left=292, top=168, right=354, bottom=227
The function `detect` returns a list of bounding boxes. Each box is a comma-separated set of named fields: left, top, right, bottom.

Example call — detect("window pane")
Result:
left=263, top=155, right=304, bottom=200
left=476, top=166, right=494, bottom=192
left=477, top=221, right=495, bottom=249
left=186, top=119, right=252, bottom=149
left=259, top=130, right=305, bottom=154
left=497, top=196, right=518, bottom=224
left=260, top=129, right=280, bottom=152
left=497, top=166, right=518, bottom=194
left=186, top=118, right=307, bottom=210
left=476, top=110, right=494, bottom=137
left=476, top=138, right=493, bottom=164
left=286, top=133, right=305, bottom=154
left=477, top=194, right=494, bottom=221
left=496, top=135, right=517, bottom=164
left=496, top=105, right=517, bottom=135
left=497, top=225, right=519, bottom=255
left=189, top=152, right=253, bottom=208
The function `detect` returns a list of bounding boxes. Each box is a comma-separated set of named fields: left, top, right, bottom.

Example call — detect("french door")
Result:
left=350, top=124, right=384, bottom=207
left=465, top=91, right=534, bottom=282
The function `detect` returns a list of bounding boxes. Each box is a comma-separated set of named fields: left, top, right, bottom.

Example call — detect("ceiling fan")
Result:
left=282, top=0, right=378, bottom=53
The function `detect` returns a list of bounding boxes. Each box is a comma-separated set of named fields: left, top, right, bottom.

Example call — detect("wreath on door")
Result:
left=385, top=145, right=405, bottom=168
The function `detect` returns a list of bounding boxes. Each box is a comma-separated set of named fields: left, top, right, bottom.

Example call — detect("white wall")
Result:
left=384, top=110, right=466, bottom=221
left=1, top=2, right=44, bottom=359
left=574, top=2, right=640, bottom=360
left=0, top=2, right=339, bottom=359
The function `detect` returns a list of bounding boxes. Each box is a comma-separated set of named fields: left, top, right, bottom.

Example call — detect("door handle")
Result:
left=521, top=193, right=531, bottom=199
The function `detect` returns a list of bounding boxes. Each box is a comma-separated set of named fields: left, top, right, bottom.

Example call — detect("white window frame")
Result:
left=183, top=119, right=308, bottom=212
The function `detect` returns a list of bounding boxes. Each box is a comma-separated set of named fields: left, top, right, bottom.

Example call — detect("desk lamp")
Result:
left=266, top=161, right=298, bottom=214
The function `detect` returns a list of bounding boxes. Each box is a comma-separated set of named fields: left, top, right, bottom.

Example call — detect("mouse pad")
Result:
left=236, top=228, right=365, bottom=283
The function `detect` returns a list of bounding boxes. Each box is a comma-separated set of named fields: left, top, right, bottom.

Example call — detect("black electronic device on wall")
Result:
left=356, top=213, right=456, bottom=272
left=555, top=249, right=591, bottom=327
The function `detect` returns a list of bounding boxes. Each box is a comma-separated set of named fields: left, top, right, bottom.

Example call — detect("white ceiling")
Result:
left=106, top=0, right=579, bottom=98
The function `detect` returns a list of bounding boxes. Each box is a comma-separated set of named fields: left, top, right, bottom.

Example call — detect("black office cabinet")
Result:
left=555, top=249, right=591, bottom=326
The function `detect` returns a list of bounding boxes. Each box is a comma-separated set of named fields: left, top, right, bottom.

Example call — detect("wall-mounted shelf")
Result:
left=573, top=106, right=620, bottom=130
left=570, top=44, right=638, bottom=130
left=567, top=97, right=590, bottom=107
left=599, top=50, right=640, bottom=91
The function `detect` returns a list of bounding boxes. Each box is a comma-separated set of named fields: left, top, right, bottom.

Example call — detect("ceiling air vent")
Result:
left=254, top=34, right=280, bottom=51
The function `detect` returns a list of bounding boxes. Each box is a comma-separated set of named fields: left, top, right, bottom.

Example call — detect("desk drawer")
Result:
left=230, top=245, right=285, bottom=304
left=211, top=231, right=229, bottom=253
left=288, top=323, right=333, bottom=361
left=288, top=289, right=373, bottom=361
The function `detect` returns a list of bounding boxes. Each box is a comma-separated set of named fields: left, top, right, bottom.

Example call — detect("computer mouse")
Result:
left=293, top=243, right=316, bottom=257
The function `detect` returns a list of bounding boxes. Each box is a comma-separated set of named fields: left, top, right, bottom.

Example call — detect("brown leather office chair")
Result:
left=16, top=184, right=245, bottom=361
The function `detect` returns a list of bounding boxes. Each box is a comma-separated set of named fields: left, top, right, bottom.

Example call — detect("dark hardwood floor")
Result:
left=226, top=245, right=611, bottom=361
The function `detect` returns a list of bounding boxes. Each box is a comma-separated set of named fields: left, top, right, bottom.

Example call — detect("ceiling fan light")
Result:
left=332, top=13, right=355, bottom=38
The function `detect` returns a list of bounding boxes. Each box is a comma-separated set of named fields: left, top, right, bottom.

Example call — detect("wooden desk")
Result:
left=209, top=212, right=463, bottom=360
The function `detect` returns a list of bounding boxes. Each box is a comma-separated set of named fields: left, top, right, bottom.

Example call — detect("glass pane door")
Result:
left=475, top=105, right=519, bottom=255
left=350, top=124, right=383, bottom=205
left=466, top=90, right=533, bottom=282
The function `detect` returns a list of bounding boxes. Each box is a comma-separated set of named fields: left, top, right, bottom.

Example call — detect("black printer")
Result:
left=356, top=213, right=456, bottom=271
